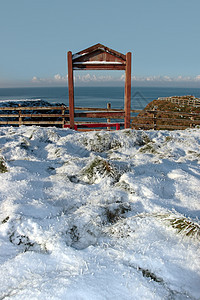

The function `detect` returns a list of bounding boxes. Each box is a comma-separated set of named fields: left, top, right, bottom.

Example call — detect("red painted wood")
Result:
left=67, top=51, right=75, bottom=129
left=124, top=52, right=131, bottom=128
left=64, top=123, right=123, bottom=130
left=74, top=111, right=124, bottom=118
left=116, top=123, right=120, bottom=130
left=73, top=43, right=126, bottom=61
left=73, top=64, right=126, bottom=70
left=67, top=44, right=132, bottom=130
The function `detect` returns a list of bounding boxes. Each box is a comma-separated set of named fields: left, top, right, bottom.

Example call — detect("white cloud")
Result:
left=195, top=75, right=200, bottom=81
left=54, top=74, right=68, bottom=81
left=76, top=74, right=114, bottom=83
left=120, top=74, right=125, bottom=81
left=54, top=74, right=61, bottom=80
left=163, top=76, right=172, bottom=81
left=32, top=76, right=39, bottom=82
left=132, top=75, right=200, bottom=83
left=31, top=74, right=200, bottom=86
left=78, top=74, right=93, bottom=82
left=31, top=74, right=68, bottom=85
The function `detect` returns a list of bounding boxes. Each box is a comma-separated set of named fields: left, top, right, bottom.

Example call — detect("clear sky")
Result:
left=0, top=0, right=200, bottom=88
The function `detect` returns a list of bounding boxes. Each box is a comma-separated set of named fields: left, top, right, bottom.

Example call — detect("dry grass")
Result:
left=0, top=157, right=8, bottom=173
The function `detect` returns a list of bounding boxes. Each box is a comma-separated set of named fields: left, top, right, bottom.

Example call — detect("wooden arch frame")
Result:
left=67, top=43, right=131, bottom=129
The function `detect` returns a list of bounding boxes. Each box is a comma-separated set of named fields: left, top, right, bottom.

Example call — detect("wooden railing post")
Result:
left=68, top=51, right=75, bottom=129
left=18, top=104, right=22, bottom=126
left=107, top=102, right=111, bottom=130
left=190, top=115, right=194, bottom=128
left=152, top=106, right=157, bottom=130
left=61, top=105, right=65, bottom=128
left=124, top=52, right=131, bottom=129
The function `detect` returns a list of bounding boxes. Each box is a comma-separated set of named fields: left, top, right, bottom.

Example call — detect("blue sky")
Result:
left=0, top=0, right=200, bottom=88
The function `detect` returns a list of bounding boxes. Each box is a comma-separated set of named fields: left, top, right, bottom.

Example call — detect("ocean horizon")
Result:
left=0, top=86, right=200, bottom=110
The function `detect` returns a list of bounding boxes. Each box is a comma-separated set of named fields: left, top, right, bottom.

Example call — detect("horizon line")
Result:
left=1, top=84, right=200, bottom=89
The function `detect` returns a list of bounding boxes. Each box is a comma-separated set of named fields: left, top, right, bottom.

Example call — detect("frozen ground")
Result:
left=0, top=126, right=200, bottom=300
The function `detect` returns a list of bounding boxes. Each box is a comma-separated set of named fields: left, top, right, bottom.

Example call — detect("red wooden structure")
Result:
left=64, top=122, right=122, bottom=131
left=67, top=43, right=132, bottom=130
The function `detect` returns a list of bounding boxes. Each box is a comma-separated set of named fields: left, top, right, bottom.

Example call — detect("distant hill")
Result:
left=132, top=96, right=200, bottom=130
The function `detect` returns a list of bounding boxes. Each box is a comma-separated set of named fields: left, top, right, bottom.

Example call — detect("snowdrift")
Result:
left=0, top=126, right=200, bottom=299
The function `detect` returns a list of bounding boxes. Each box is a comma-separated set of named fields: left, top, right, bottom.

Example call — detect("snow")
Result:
left=0, top=126, right=200, bottom=299
left=73, top=61, right=123, bottom=64
left=0, top=99, right=43, bottom=103
left=72, top=53, right=87, bottom=60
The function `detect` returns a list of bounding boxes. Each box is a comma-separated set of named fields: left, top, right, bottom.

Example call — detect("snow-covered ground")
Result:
left=0, top=126, right=200, bottom=300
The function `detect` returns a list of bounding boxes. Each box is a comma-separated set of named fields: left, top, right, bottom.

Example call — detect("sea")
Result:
left=0, top=86, right=200, bottom=110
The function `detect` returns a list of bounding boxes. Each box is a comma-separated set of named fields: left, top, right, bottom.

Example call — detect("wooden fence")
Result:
left=0, top=104, right=127, bottom=129
left=0, top=104, right=199, bottom=130
left=131, top=110, right=200, bottom=130
left=0, top=105, right=69, bottom=127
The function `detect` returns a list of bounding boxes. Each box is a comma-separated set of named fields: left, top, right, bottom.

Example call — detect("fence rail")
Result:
left=0, top=104, right=199, bottom=130
left=0, top=105, right=69, bottom=127
left=0, top=104, right=126, bottom=128
left=132, top=109, right=200, bottom=130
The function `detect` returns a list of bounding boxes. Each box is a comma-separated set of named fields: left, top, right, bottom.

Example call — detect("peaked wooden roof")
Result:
left=72, top=43, right=127, bottom=70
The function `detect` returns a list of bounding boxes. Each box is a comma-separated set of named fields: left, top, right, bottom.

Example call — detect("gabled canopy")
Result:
left=72, top=43, right=126, bottom=70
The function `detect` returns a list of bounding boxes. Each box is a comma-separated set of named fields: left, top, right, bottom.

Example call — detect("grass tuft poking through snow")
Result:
left=80, top=156, right=121, bottom=183
left=0, top=156, right=8, bottom=173
left=82, top=131, right=122, bottom=152
left=104, top=202, right=131, bottom=224
left=165, top=214, right=200, bottom=239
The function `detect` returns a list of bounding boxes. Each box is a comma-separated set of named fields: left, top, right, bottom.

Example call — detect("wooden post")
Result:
left=124, top=52, right=131, bottom=129
left=107, top=102, right=111, bottom=130
left=61, top=105, right=65, bottom=128
left=190, top=115, right=194, bottom=128
left=152, top=106, right=157, bottom=130
left=116, top=123, right=120, bottom=130
left=153, top=111, right=156, bottom=130
left=18, top=104, right=22, bottom=126
left=68, top=51, right=75, bottom=129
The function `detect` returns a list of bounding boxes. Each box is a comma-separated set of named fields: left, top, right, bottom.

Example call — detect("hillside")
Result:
left=132, top=97, right=200, bottom=130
